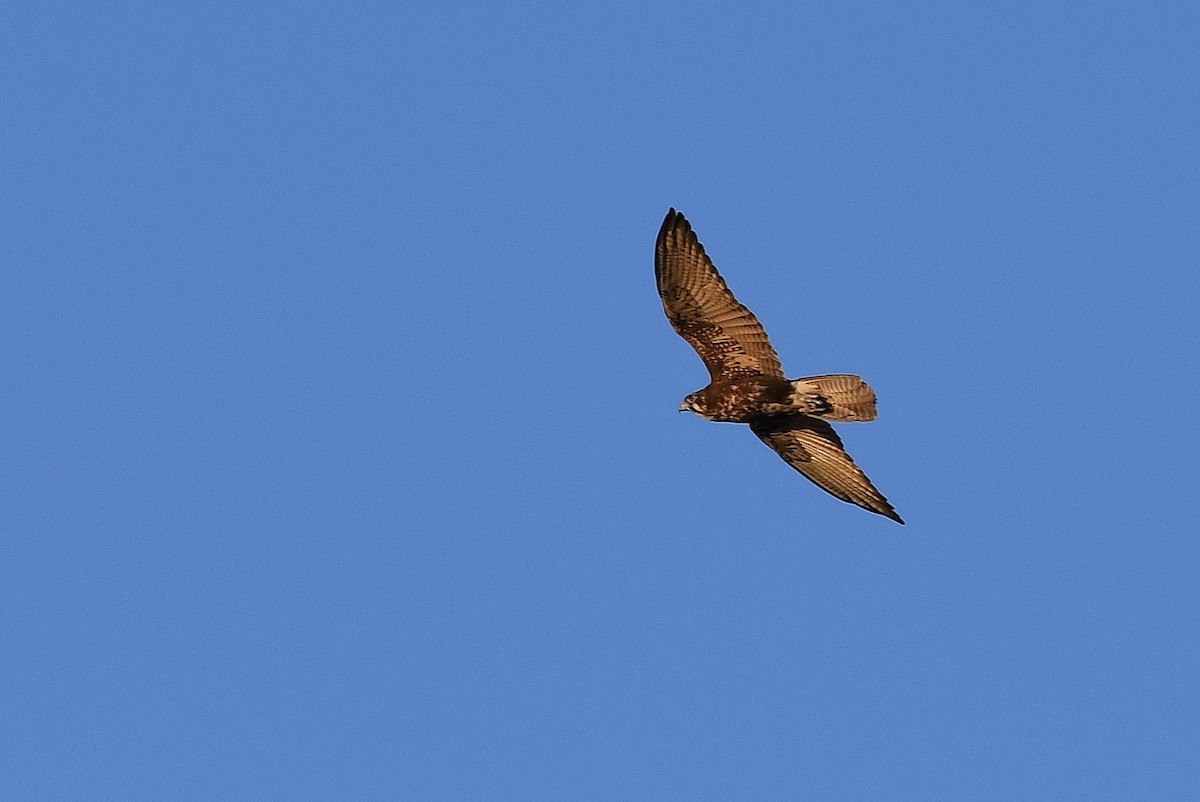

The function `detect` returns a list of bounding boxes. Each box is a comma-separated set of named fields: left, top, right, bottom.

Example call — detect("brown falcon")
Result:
left=655, top=208, right=903, bottom=524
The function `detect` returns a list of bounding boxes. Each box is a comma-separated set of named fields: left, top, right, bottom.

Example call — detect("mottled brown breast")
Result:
left=695, top=377, right=794, bottom=422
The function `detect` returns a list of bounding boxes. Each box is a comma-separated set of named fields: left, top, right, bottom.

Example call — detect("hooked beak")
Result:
left=678, top=402, right=690, bottom=413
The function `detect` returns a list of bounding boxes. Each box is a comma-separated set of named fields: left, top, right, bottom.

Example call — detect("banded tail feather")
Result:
left=789, top=374, right=878, bottom=422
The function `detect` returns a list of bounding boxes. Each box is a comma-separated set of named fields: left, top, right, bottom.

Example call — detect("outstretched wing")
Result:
left=750, top=415, right=904, bottom=524
left=655, top=208, right=784, bottom=381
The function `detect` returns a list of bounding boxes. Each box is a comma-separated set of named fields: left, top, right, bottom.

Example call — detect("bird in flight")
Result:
left=655, top=208, right=903, bottom=524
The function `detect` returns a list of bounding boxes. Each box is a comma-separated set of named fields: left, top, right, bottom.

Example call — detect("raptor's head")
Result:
left=678, top=392, right=705, bottom=416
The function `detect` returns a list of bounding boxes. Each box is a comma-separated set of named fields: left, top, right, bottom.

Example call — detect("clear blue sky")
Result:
left=4, top=2, right=1198, bottom=798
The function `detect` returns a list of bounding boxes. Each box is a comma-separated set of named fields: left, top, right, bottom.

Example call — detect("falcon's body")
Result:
left=655, top=208, right=903, bottom=524
left=681, top=376, right=794, bottom=422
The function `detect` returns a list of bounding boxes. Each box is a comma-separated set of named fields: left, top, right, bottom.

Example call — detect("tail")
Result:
left=789, top=374, right=878, bottom=421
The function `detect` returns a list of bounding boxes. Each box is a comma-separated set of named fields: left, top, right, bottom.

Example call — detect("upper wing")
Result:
left=750, top=415, right=904, bottom=524
left=655, top=209, right=784, bottom=381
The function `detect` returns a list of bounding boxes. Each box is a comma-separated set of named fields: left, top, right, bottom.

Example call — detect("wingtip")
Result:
left=660, top=207, right=692, bottom=236
left=658, top=207, right=687, bottom=243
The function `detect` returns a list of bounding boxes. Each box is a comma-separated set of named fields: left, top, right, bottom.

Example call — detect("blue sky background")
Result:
left=4, top=2, right=1198, bottom=798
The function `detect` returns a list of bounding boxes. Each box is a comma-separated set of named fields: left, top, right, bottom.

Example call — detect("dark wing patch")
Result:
left=750, top=415, right=904, bottom=524
left=655, top=209, right=784, bottom=381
